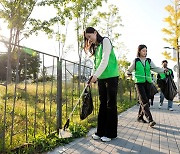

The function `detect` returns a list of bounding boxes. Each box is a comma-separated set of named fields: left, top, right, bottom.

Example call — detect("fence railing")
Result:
left=0, top=40, right=62, bottom=151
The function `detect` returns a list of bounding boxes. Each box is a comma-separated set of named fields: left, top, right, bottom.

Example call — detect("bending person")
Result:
left=84, top=27, right=119, bottom=142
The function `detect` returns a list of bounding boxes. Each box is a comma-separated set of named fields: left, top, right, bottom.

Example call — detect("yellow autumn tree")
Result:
left=162, top=0, right=180, bottom=61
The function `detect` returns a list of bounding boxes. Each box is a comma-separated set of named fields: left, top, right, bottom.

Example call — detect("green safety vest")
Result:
left=94, top=43, right=119, bottom=79
left=159, top=69, right=172, bottom=79
left=134, top=58, right=152, bottom=83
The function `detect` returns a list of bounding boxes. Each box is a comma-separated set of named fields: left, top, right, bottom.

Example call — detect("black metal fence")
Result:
left=0, top=41, right=60, bottom=151
left=0, top=40, right=136, bottom=152
left=58, top=59, right=99, bottom=125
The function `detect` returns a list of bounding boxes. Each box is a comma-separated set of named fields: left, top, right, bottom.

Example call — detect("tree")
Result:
left=13, top=47, right=41, bottom=82
left=36, top=0, right=106, bottom=62
left=162, top=0, right=180, bottom=60
left=0, top=0, right=38, bottom=83
left=31, top=0, right=75, bottom=59
left=0, top=48, right=41, bottom=82
left=118, top=55, right=130, bottom=79
left=69, top=0, right=107, bottom=86
left=0, top=53, right=8, bottom=81
left=89, top=4, right=123, bottom=53
left=162, top=0, right=180, bottom=99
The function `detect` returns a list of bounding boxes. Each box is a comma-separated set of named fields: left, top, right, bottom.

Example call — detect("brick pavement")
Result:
left=47, top=94, right=180, bottom=154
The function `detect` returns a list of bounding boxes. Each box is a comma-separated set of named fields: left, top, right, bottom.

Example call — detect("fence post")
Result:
left=57, top=58, right=62, bottom=133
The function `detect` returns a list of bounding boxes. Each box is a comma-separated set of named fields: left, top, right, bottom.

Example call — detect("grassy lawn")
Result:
left=0, top=80, right=136, bottom=153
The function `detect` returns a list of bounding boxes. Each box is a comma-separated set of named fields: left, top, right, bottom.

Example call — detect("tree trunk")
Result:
left=6, top=29, right=13, bottom=84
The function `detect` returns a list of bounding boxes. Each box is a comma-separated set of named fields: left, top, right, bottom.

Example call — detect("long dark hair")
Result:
left=84, top=27, right=103, bottom=55
left=136, top=44, right=147, bottom=57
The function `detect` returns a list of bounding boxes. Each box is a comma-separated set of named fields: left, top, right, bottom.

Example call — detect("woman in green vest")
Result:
left=127, top=44, right=167, bottom=127
left=84, top=27, right=119, bottom=142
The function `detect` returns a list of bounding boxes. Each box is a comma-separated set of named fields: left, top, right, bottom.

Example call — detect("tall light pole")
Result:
left=177, top=46, right=180, bottom=101
left=175, top=0, right=180, bottom=101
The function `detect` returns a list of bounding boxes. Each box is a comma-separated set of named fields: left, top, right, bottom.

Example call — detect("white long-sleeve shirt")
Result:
left=93, top=38, right=112, bottom=78
left=127, top=58, right=165, bottom=74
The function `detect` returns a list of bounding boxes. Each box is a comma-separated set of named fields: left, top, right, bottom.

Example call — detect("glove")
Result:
left=165, top=70, right=171, bottom=76
left=126, top=71, right=132, bottom=77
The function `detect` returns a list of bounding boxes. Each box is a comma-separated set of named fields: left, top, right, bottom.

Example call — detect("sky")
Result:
left=0, top=0, right=178, bottom=79
left=115, top=0, right=178, bottom=80
left=117, top=0, right=174, bottom=64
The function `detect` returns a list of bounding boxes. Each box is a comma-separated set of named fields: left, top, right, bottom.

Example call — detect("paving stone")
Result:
left=160, top=148, right=169, bottom=154
left=47, top=95, right=180, bottom=154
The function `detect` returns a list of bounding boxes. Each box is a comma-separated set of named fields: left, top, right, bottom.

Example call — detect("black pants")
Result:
left=96, top=77, right=118, bottom=138
left=150, top=96, right=154, bottom=106
left=135, top=82, right=153, bottom=122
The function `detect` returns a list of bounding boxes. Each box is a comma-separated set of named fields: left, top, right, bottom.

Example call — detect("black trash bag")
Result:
left=80, top=86, right=93, bottom=120
left=158, top=75, right=177, bottom=101
left=164, top=75, right=177, bottom=101
left=149, top=83, right=158, bottom=98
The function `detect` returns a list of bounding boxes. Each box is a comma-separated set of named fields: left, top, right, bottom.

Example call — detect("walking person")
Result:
left=126, top=44, right=168, bottom=127
left=157, top=60, right=174, bottom=111
left=84, top=27, right=119, bottom=142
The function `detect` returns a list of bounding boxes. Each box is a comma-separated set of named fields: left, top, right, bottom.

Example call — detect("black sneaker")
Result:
left=137, top=118, right=147, bottom=123
left=149, top=121, right=156, bottom=127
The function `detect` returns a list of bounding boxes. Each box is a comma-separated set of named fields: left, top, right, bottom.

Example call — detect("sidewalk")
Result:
left=47, top=94, right=180, bottom=154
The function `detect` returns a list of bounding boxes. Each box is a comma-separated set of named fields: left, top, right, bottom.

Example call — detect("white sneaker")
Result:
left=169, top=108, right=173, bottom=111
left=101, top=136, right=111, bottom=142
left=92, top=134, right=100, bottom=140
left=159, top=104, right=162, bottom=109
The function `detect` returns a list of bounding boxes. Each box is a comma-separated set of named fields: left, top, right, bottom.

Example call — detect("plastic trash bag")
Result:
left=157, top=75, right=177, bottom=101
left=149, top=83, right=158, bottom=98
left=80, top=86, right=93, bottom=120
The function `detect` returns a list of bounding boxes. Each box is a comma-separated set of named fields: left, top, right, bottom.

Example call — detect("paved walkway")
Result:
left=47, top=94, right=180, bottom=154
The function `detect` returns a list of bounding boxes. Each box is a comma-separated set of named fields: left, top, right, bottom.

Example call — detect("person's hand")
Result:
left=90, top=75, right=97, bottom=84
left=126, top=71, right=132, bottom=77
left=164, top=68, right=171, bottom=76
left=127, top=73, right=132, bottom=77
left=84, top=40, right=92, bottom=52
left=164, top=68, right=168, bottom=73
left=87, top=75, right=97, bottom=86
left=126, top=72, right=132, bottom=80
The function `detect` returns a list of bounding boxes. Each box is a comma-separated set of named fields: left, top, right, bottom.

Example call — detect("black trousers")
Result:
left=150, top=96, right=154, bottom=106
left=96, top=77, right=118, bottom=138
left=135, top=82, right=153, bottom=122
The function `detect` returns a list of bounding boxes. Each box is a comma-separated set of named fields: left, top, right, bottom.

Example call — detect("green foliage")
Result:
left=9, top=123, right=90, bottom=153
left=69, top=123, right=88, bottom=138
left=30, top=0, right=72, bottom=38
left=0, top=79, right=137, bottom=153
left=118, top=55, right=131, bottom=78
left=72, top=75, right=87, bottom=83
left=0, top=0, right=38, bottom=43
left=0, top=0, right=36, bottom=30
left=37, top=75, right=55, bottom=82
left=34, top=0, right=107, bottom=58
left=10, top=133, right=73, bottom=154
left=117, top=99, right=136, bottom=113
left=89, top=4, right=123, bottom=51
left=0, top=49, right=41, bottom=82
left=7, top=124, right=89, bottom=153
left=0, top=53, right=7, bottom=81
left=162, top=0, right=180, bottom=60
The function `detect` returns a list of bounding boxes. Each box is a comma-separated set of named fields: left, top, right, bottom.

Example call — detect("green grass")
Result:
left=0, top=81, right=136, bottom=153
